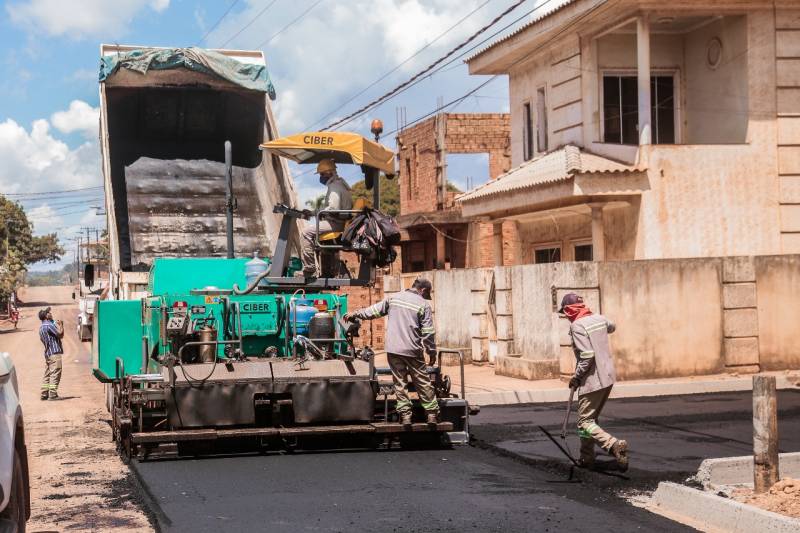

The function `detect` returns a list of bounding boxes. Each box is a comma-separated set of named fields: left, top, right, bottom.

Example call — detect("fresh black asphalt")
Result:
left=132, top=390, right=800, bottom=532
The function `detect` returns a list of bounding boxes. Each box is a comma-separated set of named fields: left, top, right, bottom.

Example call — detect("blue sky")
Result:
left=0, top=0, right=556, bottom=270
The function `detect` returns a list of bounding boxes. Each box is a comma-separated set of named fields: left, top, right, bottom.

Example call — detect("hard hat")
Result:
left=317, top=159, right=336, bottom=174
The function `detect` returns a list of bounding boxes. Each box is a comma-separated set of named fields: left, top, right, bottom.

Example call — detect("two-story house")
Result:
left=459, top=0, right=800, bottom=264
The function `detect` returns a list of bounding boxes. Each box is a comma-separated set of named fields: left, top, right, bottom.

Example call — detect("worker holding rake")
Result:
left=560, top=293, right=629, bottom=471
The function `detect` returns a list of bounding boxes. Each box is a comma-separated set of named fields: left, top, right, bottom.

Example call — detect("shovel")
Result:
left=561, top=387, right=575, bottom=439
left=538, top=387, right=579, bottom=467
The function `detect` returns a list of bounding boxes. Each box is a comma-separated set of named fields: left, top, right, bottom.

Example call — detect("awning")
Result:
left=457, top=145, right=647, bottom=219
left=261, top=132, right=396, bottom=175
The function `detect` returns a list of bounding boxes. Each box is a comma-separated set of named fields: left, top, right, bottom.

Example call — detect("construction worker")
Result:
left=38, top=307, right=64, bottom=400
left=560, top=293, right=628, bottom=471
left=300, top=158, right=352, bottom=277
left=344, top=278, right=439, bottom=426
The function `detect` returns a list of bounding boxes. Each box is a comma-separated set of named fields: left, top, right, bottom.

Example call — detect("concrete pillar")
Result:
left=435, top=231, right=446, bottom=270
left=470, top=270, right=492, bottom=362
left=590, top=204, right=606, bottom=261
left=492, top=223, right=504, bottom=266
left=636, top=17, right=652, bottom=146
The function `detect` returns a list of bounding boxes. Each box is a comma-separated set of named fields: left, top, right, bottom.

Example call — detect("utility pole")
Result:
left=753, top=374, right=779, bottom=493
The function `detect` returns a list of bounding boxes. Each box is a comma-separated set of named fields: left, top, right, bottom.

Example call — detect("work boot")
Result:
left=611, top=440, right=629, bottom=472
left=400, top=412, right=413, bottom=429
left=426, top=412, right=439, bottom=426
left=48, top=391, right=59, bottom=400
left=40, top=392, right=49, bottom=401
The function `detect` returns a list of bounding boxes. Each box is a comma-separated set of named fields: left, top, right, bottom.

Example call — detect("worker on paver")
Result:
left=344, top=278, right=439, bottom=427
left=38, top=306, right=64, bottom=400
left=300, top=158, right=353, bottom=277
left=560, top=293, right=629, bottom=471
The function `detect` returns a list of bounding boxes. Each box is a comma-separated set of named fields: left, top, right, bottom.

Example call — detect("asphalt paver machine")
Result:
left=93, top=127, right=472, bottom=460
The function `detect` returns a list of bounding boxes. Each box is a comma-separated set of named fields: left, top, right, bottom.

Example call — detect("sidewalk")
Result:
left=447, top=362, right=800, bottom=406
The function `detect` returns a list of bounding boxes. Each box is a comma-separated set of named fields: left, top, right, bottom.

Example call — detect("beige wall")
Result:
left=598, top=259, right=724, bottom=379
left=385, top=254, right=800, bottom=382
left=754, top=255, right=800, bottom=370
left=684, top=16, right=749, bottom=144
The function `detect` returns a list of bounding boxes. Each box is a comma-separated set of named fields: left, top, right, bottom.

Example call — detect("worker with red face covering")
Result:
left=560, top=293, right=628, bottom=471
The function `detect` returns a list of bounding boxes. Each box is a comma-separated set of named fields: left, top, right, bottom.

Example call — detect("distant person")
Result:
left=344, top=278, right=439, bottom=426
left=38, top=307, right=64, bottom=400
left=300, top=158, right=352, bottom=277
left=560, top=293, right=628, bottom=471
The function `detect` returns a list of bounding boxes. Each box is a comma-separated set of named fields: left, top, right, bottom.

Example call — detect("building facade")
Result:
left=395, top=113, right=516, bottom=271
left=460, top=0, right=800, bottom=263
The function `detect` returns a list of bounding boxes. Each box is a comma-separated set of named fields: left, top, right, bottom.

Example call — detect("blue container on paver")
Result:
left=290, top=299, right=317, bottom=335
left=244, top=253, right=270, bottom=287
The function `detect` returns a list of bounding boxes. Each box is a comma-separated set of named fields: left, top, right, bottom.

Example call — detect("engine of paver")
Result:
left=92, top=256, right=469, bottom=458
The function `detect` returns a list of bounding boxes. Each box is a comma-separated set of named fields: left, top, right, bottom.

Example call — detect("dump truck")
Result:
left=93, top=46, right=471, bottom=460
left=98, top=44, right=299, bottom=300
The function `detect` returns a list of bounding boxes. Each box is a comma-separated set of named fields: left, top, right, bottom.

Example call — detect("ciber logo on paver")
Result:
left=303, top=135, right=334, bottom=145
left=241, top=302, right=272, bottom=312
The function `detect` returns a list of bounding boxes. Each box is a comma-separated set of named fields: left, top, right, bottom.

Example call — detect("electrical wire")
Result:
left=322, top=1, right=552, bottom=131
left=322, top=0, right=533, bottom=130
left=218, top=0, right=279, bottom=48
left=383, top=75, right=500, bottom=137
left=307, top=0, right=493, bottom=130
left=254, top=0, right=325, bottom=49
left=196, top=0, right=241, bottom=46
left=3, top=186, right=103, bottom=197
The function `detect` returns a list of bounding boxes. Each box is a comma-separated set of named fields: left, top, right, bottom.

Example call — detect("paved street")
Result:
left=131, top=388, right=800, bottom=532
left=134, top=443, right=685, bottom=533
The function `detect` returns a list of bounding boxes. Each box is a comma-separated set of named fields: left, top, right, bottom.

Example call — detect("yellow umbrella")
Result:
left=261, top=131, right=395, bottom=176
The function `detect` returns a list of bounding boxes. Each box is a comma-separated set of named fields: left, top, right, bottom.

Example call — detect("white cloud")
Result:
left=26, top=204, right=63, bottom=234
left=0, top=118, right=101, bottom=196
left=51, top=100, right=99, bottom=138
left=7, top=0, right=171, bottom=39
left=212, top=0, right=494, bottom=134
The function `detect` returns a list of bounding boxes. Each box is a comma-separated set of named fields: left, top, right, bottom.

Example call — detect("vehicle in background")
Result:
left=0, top=352, right=30, bottom=532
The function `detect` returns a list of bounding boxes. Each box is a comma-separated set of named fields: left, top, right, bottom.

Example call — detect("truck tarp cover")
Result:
left=100, top=47, right=276, bottom=99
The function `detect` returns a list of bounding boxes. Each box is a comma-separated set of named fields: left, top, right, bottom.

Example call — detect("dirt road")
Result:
left=0, top=285, right=152, bottom=531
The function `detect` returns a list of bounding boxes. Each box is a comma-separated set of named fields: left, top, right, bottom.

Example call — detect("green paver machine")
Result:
left=93, top=123, right=471, bottom=460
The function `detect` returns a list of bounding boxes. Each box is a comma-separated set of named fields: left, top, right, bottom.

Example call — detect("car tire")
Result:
left=0, top=449, right=27, bottom=533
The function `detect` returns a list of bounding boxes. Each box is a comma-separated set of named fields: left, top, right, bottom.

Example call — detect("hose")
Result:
left=232, top=268, right=272, bottom=295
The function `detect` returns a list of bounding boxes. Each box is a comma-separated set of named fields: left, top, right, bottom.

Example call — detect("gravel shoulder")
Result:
left=2, top=285, right=153, bottom=532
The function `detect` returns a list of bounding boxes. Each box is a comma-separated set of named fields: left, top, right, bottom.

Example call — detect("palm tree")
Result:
left=305, top=194, right=325, bottom=211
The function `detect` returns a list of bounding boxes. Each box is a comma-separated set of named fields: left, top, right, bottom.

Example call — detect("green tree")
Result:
left=305, top=194, right=326, bottom=211
left=350, top=174, right=399, bottom=216
left=0, top=195, right=64, bottom=300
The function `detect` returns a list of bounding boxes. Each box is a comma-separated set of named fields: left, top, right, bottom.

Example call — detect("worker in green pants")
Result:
left=560, top=293, right=629, bottom=471
left=345, top=278, right=439, bottom=427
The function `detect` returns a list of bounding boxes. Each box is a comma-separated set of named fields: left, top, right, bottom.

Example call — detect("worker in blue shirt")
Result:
left=38, top=307, right=64, bottom=400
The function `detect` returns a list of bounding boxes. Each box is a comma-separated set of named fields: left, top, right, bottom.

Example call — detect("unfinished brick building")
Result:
left=395, top=113, right=518, bottom=271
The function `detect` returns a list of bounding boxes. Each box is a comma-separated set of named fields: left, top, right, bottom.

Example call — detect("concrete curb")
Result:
left=465, top=374, right=799, bottom=406
left=651, top=482, right=800, bottom=532
left=693, top=452, right=800, bottom=490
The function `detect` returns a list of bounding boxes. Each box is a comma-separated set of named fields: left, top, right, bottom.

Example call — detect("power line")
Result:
left=383, top=0, right=602, bottom=140
left=323, top=0, right=529, bottom=130
left=322, top=0, right=551, bottom=131
left=219, top=0, right=279, bottom=48
left=255, top=0, right=325, bottom=49
left=308, top=0, right=492, bottom=130
left=2, top=186, right=103, bottom=197
left=196, top=0, right=241, bottom=46
left=384, top=76, right=500, bottom=137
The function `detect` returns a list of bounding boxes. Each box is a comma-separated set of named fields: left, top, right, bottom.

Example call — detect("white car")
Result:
left=0, top=352, right=30, bottom=532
